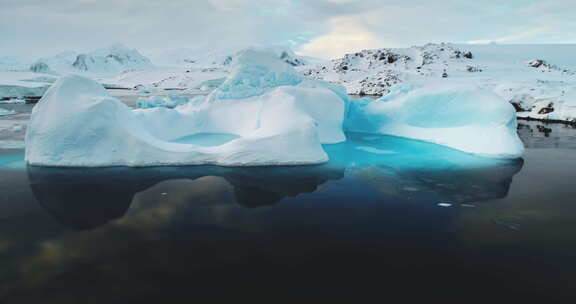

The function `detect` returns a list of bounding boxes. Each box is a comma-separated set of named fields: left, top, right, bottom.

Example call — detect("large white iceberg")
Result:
left=346, top=83, right=524, bottom=158
left=25, top=49, right=347, bottom=167
left=25, top=48, right=524, bottom=168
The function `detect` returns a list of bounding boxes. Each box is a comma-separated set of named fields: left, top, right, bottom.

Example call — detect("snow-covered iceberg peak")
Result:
left=214, top=48, right=303, bottom=99
left=346, top=83, right=525, bottom=159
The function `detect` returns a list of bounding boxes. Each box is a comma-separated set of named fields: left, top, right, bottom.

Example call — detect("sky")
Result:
left=1, top=0, right=576, bottom=59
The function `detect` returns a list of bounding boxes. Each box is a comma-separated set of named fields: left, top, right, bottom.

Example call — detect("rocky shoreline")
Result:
left=517, top=116, right=576, bottom=126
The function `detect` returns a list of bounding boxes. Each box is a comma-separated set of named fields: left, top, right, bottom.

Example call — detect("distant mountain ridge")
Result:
left=29, top=44, right=154, bottom=75
left=152, top=45, right=310, bottom=68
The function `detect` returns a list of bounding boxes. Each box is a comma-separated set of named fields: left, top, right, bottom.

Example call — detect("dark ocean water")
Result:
left=0, top=120, right=575, bottom=303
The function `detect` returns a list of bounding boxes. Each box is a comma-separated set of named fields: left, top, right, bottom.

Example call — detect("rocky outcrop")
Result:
left=301, top=43, right=477, bottom=95
left=72, top=54, right=92, bottom=71
left=527, top=59, right=574, bottom=75
left=29, top=61, right=52, bottom=73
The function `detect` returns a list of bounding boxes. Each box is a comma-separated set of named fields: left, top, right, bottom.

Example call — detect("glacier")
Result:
left=25, top=48, right=523, bottom=167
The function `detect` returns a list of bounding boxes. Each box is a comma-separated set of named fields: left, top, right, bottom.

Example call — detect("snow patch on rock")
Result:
left=302, top=43, right=477, bottom=95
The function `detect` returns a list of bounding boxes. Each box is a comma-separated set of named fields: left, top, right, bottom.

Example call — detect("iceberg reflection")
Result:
left=28, top=133, right=524, bottom=230
left=27, top=165, right=344, bottom=229
left=325, top=133, right=524, bottom=204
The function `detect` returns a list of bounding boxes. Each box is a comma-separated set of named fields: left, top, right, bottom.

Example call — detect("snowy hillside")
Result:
left=103, top=46, right=311, bottom=91
left=301, top=43, right=480, bottom=95
left=99, top=68, right=228, bottom=91
left=302, top=43, right=576, bottom=123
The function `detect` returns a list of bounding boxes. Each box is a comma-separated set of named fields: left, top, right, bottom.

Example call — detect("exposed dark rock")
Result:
left=528, top=59, right=545, bottom=68
left=466, top=65, right=482, bottom=72
left=106, top=54, right=124, bottom=64
left=518, top=116, right=576, bottom=126
left=536, top=125, right=552, bottom=137
left=511, top=102, right=526, bottom=112
left=222, top=56, right=233, bottom=65
left=29, top=61, right=51, bottom=73
left=538, top=103, right=555, bottom=114
left=72, top=54, right=92, bottom=71
left=279, top=51, right=306, bottom=66
left=527, top=59, right=574, bottom=75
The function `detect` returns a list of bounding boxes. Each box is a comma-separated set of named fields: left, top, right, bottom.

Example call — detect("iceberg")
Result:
left=0, top=107, right=16, bottom=116
left=213, top=48, right=304, bottom=99
left=25, top=48, right=523, bottom=168
left=25, top=49, right=347, bottom=167
left=346, top=83, right=524, bottom=158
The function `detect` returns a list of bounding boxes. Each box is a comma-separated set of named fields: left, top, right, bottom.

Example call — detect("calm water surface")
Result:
left=0, top=104, right=576, bottom=302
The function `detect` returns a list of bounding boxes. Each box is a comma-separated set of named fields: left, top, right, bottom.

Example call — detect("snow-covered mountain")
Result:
left=103, top=46, right=312, bottom=91
left=30, top=44, right=154, bottom=76
left=153, top=46, right=309, bottom=68
left=300, top=43, right=480, bottom=95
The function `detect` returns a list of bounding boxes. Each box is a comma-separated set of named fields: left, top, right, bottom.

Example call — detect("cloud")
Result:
left=0, top=0, right=574, bottom=58
left=297, top=15, right=386, bottom=59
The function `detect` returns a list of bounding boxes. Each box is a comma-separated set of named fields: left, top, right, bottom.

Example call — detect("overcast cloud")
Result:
left=1, top=0, right=576, bottom=59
